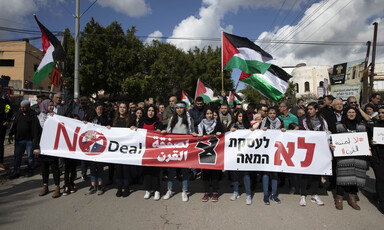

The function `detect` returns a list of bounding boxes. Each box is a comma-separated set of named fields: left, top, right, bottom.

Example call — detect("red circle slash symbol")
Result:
left=79, top=130, right=107, bottom=155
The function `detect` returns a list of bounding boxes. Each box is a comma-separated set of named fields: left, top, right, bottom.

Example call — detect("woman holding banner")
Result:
left=260, top=107, right=284, bottom=205
left=369, top=106, right=384, bottom=214
left=300, top=102, right=328, bottom=207
left=36, top=99, right=61, bottom=198
left=334, top=107, right=368, bottom=210
left=163, top=101, right=194, bottom=202
left=83, top=102, right=111, bottom=196
left=195, top=107, right=223, bottom=202
left=138, top=105, right=163, bottom=201
left=228, top=109, right=253, bottom=205
left=112, top=102, right=132, bottom=198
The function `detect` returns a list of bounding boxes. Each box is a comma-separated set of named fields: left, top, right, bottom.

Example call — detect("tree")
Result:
left=63, top=18, right=234, bottom=102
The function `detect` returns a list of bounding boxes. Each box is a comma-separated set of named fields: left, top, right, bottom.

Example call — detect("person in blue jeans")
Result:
left=260, top=107, right=284, bottom=205
left=8, top=100, right=40, bottom=178
left=163, top=102, right=193, bottom=202
left=228, top=109, right=253, bottom=205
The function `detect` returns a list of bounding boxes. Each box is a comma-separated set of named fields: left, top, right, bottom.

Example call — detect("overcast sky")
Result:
left=0, top=0, right=383, bottom=87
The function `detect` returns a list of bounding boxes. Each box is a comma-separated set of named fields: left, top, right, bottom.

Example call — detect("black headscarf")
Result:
left=143, top=105, right=158, bottom=125
left=341, top=107, right=361, bottom=131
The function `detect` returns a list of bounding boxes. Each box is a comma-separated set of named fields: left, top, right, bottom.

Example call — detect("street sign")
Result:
left=331, top=62, right=347, bottom=85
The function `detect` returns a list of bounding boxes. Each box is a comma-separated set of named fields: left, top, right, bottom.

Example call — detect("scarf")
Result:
left=261, top=117, right=281, bottom=130
left=310, top=117, right=322, bottom=131
left=198, top=118, right=216, bottom=135
left=39, top=99, right=51, bottom=114
left=341, top=107, right=359, bottom=131
left=234, top=121, right=245, bottom=130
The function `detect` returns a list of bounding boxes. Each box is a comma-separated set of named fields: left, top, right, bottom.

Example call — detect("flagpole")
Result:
left=194, top=78, right=199, bottom=100
left=74, top=0, right=80, bottom=98
left=230, top=79, right=240, bottom=103
left=221, top=31, right=224, bottom=94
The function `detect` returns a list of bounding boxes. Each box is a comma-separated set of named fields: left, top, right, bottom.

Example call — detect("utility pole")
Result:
left=362, top=41, right=371, bottom=104
left=369, top=22, right=378, bottom=96
left=74, top=0, right=80, bottom=98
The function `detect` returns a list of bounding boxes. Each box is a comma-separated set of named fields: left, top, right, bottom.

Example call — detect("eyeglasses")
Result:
left=379, top=112, right=384, bottom=114
left=262, top=110, right=268, bottom=112
left=349, top=101, right=357, bottom=104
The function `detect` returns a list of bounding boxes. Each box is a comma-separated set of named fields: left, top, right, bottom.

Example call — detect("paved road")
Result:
left=0, top=144, right=383, bottom=230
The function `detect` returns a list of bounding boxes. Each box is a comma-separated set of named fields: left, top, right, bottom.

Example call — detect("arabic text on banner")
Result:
left=332, top=132, right=371, bottom=157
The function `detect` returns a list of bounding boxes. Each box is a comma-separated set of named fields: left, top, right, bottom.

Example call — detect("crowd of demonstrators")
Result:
left=3, top=89, right=384, bottom=214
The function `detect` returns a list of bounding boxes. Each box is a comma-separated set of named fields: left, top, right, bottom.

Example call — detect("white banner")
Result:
left=40, top=115, right=146, bottom=165
left=224, top=129, right=333, bottom=175
left=373, top=127, right=384, bottom=145
left=332, top=132, right=371, bottom=157
left=40, top=115, right=333, bottom=175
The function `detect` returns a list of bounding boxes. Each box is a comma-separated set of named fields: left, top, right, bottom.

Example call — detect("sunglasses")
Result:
left=349, top=102, right=357, bottom=104
left=379, top=112, right=384, bottom=114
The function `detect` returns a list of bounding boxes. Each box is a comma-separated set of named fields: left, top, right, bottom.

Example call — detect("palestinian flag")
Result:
left=194, top=79, right=216, bottom=103
left=222, top=32, right=274, bottom=74
left=228, top=91, right=242, bottom=106
left=240, top=64, right=292, bottom=102
left=33, top=15, right=65, bottom=86
left=181, top=90, right=193, bottom=108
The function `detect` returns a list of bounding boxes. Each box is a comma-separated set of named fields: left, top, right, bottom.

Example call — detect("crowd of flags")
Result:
left=32, top=16, right=291, bottom=104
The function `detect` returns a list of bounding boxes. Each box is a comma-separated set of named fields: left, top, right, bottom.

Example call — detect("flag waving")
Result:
left=194, top=79, right=216, bottom=103
left=181, top=90, right=193, bottom=108
left=33, top=15, right=65, bottom=86
left=240, top=64, right=292, bottom=102
left=228, top=91, right=242, bottom=106
left=222, top=32, right=274, bottom=74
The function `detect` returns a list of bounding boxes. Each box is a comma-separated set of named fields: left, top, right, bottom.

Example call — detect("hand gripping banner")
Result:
left=40, top=115, right=332, bottom=175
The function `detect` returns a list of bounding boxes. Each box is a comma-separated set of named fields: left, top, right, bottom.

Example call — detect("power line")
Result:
left=1, top=37, right=382, bottom=47
left=269, top=0, right=341, bottom=54
left=263, top=0, right=300, bottom=51
left=266, top=0, right=331, bottom=53
left=266, top=0, right=287, bottom=36
left=263, top=0, right=318, bottom=51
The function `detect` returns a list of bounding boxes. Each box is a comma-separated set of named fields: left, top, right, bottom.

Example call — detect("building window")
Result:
left=319, top=81, right=324, bottom=87
left=0, top=59, right=15, bottom=67
left=295, top=83, right=299, bottom=93
left=305, top=81, right=310, bottom=92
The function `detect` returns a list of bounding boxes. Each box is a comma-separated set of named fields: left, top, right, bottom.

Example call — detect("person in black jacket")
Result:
left=368, top=106, right=384, bottom=214
left=0, top=84, right=13, bottom=169
left=82, top=102, right=111, bottom=196
left=139, top=105, right=163, bottom=201
left=195, top=107, right=223, bottom=202
left=9, top=100, right=40, bottom=178
left=112, top=102, right=132, bottom=197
